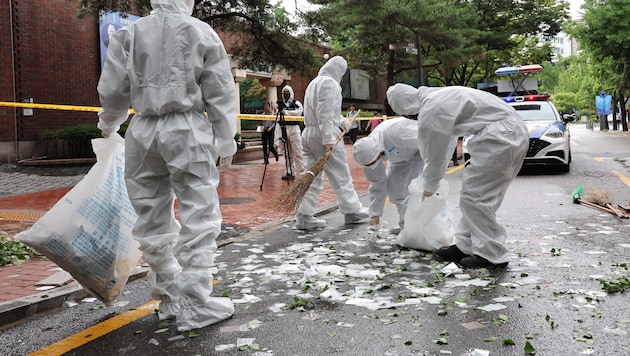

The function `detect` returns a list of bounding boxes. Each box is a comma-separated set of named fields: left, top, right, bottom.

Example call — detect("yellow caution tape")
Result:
left=0, top=101, right=394, bottom=122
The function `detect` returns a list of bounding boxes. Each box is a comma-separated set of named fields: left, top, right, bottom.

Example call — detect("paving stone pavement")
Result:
left=0, top=163, right=90, bottom=197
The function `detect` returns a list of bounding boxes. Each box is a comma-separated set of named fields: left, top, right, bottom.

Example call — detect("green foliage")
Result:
left=599, top=275, right=630, bottom=293
left=38, top=122, right=129, bottom=140
left=75, top=0, right=320, bottom=75
left=0, top=232, right=39, bottom=267
left=574, top=0, right=630, bottom=93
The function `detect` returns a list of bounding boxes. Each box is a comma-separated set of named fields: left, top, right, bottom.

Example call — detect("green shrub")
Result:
left=38, top=122, right=129, bottom=140
left=0, top=231, right=39, bottom=267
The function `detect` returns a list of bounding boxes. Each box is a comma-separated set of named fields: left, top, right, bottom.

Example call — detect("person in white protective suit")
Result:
left=97, top=0, right=237, bottom=331
left=386, top=83, right=528, bottom=269
left=352, top=117, right=424, bottom=234
left=295, top=56, right=369, bottom=230
left=274, top=85, right=306, bottom=179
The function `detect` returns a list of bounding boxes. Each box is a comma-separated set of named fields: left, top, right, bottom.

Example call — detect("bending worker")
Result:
left=386, top=84, right=528, bottom=269
left=97, top=0, right=236, bottom=331
left=295, top=56, right=368, bottom=230
left=352, top=117, right=424, bottom=234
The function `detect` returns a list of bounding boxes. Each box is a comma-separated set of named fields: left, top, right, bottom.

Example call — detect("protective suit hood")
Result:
left=282, top=85, right=295, bottom=103
left=318, top=56, right=347, bottom=83
left=151, top=0, right=194, bottom=16
left=353, top=133, right=382, bottom=166
left=387, top=83, right=420, bottom=115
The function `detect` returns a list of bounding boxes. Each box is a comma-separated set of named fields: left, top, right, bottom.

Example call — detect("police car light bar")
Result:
left=495, top=64, right=544, bottom=76
left=502, top=94, right=550, bottom=103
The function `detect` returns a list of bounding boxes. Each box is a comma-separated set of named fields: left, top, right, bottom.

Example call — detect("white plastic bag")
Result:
left=396, top=177, right=454, bottom=251
left=16, top=134, right=140, bottom=306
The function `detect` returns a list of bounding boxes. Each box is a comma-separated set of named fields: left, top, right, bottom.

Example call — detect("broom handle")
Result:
left=578, top=198, right=619, bottom=215
left=329, top=109, right=361, bottom=150
left=605, top=203, right=629, bottom=219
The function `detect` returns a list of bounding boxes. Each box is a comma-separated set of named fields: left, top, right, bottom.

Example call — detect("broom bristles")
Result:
left=269, top=150, right=331, bottom=215
left=585, top=188, right=610, bottom=207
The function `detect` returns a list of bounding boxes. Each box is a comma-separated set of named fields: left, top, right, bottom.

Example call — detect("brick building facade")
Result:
left=0, top=0, right=386, bottom=163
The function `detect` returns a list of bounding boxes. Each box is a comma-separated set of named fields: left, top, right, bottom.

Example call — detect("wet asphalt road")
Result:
left=1, top=125, right=630, bottom=356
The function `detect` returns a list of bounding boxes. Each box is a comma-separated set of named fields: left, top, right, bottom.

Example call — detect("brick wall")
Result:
left=10, top=0, right=100, bottom=142
left=0, top=1, right=17, bottom=143
left=0, top=2, right=384, bottom=162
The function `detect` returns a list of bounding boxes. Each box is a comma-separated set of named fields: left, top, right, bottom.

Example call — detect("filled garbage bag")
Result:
left=396, top=177, right=454, bottom=251
left=16, top=134, right=140, bottom=306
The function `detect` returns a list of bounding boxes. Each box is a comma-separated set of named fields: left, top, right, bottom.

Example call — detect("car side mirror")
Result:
left=562, top=113, right=576, bottom=123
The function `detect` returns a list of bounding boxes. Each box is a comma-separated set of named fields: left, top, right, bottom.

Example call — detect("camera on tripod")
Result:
left=276, top=100, right=287, bottom=111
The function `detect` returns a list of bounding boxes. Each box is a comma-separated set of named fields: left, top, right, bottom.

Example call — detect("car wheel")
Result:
left=464, top=153, right=470, bottom=162
left=562, top=161, right=570, bottom=173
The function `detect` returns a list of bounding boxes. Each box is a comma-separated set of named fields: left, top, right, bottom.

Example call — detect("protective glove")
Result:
left=422, top=191, right=435, bottom=201
left=216, top=138, right=237, bottom=159
left=368, top=216, right=380, bottom=231
left=97, top=109, right=128, bottom=138
left=99, top=125, right=120, bottom=138
left=341, top=119, right=352, bottom=132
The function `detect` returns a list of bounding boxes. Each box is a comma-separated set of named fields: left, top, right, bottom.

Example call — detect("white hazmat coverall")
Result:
left=352, top=117, right=424, bottom=231
left=97, top=0, right=236, bottom=331
left=387, top=84, right=528, bottom=264
left=296, top=56, right=367, bottom=228
left=274, top=85, right=306, bottom=176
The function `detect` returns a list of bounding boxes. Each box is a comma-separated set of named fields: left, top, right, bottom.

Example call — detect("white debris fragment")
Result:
left=336, top=321, right=354, bottom=328
left=64, top=301, right=78, bottom=308
left=148, top=338, right=160, bottom=346
left=477, top=303, right=507, bottom=312
left=268, top=303, right=286, bottom=313
left=603, top=327, right=627, bottom=336
left=215, top=344, right=236, bottom=351
left=168, top=335, right=185, bottom=342
left=240, top=319, right=263, bottom=331
left=492, top=297, right=515, bottom=303
left=461, top=321, right=487, bottom=330
left=237, top=338, right=256, bottom=347
left=471, top=349, right=490, bottom=356
left=113, top=300, right=130, bottom=308
left=445, top=278, right=491, bottom=288
left=441, top=262, right=461, bottom=276
left=420, top=296, right=443, bottom=305
left=81, top=297, right=97, bottom=303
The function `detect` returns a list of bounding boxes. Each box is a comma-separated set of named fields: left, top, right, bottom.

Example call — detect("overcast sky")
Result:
left=569, top=0, right=584, bottom=19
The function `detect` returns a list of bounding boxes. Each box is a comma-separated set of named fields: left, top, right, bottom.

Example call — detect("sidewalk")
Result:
left=0, top=144, right=371, bottom=327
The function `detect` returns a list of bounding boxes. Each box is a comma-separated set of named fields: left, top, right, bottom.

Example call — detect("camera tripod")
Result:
left=259, top=103, right=293, bottom=190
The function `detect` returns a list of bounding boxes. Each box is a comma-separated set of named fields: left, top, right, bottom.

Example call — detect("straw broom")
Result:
left=271, top=110, right=361, bottom=215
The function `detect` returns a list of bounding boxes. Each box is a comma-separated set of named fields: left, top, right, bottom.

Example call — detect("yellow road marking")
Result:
left=613, top=170, right=630, bottom=187
left=594, top=157, right=604, bottom=162
left=29, top=300, right=160, bottom=356
left=446, top=164, right=465, bottom=174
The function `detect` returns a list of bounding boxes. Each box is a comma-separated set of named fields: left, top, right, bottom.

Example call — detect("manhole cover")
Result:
left=219, top=197, right=255, bottom=205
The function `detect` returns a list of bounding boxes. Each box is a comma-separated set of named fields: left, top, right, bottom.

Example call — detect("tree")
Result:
left=304, top=0, right=569, bottom=88
left=75, top=0, right=323, bottom=75
left=572, top=0, right=630, bottom=131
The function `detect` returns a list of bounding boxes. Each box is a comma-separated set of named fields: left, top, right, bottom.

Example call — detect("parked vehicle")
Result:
left=463, top=95, right=575, bottom=172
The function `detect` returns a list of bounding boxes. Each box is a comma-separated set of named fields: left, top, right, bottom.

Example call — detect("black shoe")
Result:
left=282, top=174, right=295, bottom=180
left=453, top=161, right=459, bottom=166
left=435, top=245, right=467, bottom=262
left=264, top=159, right=269, bottom=164
left=274, top=153, right=279, bottom=161
left=459, top=255, right=508, bottom=269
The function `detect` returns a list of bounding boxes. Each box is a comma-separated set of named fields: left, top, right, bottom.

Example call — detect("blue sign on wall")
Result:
left=99, top=12, right=141, bottom=70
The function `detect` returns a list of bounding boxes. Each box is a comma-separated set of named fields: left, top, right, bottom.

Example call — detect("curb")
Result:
left=0, top=266, right=149, bottom=330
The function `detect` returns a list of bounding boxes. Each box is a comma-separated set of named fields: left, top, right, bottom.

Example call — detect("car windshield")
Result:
left=512, top=103, right=556, bottom=122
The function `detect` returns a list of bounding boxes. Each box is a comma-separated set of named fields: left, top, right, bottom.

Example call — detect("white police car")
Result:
left=463, top=95, right=575, bottom=172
